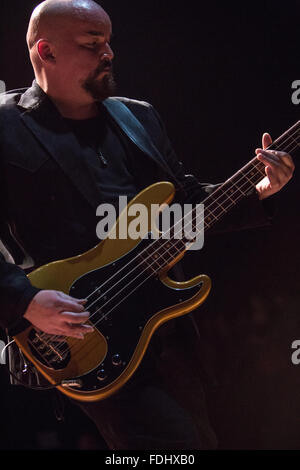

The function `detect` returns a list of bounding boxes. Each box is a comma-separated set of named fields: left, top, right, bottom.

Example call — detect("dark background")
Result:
left=0, top=0, right=300, bottom=450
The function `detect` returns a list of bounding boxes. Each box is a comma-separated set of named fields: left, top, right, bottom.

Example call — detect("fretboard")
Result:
left=138, top=120, right=300, bottom=274
left=204, top=120, right=300, bottom=230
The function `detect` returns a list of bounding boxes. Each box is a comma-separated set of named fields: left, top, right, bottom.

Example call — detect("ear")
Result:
left=37, top=39, right=56, bottom=63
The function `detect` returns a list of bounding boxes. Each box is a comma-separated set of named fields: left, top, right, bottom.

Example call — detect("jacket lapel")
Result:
left=18, top=81, right=102, bottom=210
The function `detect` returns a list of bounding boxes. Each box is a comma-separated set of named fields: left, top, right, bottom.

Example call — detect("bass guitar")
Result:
left=13, top=120, right=299, bottom=402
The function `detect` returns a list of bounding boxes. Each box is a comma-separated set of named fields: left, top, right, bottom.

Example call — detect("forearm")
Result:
left=0, top=256, right=40, bottom=331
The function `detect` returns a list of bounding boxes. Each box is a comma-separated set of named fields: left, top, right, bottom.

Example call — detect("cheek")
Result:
left=55, top=51, right=98, bottom=79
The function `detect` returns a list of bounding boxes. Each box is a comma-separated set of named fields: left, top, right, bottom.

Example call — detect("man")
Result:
left=0, top=0, right=294, bottom=449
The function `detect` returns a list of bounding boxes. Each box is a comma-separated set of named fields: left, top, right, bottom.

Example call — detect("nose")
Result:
left=102, top=42, right=114, bottom=61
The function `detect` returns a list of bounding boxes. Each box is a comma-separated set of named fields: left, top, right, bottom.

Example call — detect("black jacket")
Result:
left=0, top=81, right=270, bottom=333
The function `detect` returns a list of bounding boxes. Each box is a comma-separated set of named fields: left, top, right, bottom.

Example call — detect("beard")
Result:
left=82, top=60, right=117, bottom=102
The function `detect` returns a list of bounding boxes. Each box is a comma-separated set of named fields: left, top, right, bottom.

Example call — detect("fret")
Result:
left=205, top=212, right=218, bottom=228
left=227, top=178, right=248, bottom=197
left=201, top=121, right=300, bottom=234
left=146, top=255, right=161, bottom=272
left=138, top=253, right=158, bottom=274
left=164, top=239, right=184, bottom=257
left=148, top=244, right=168, bottom=269
left=206, top=197, right=228, bottom=217
left=241, top=164, right=264, bottom=187
left=182, top=211, right=203, bottom=244
left=252, top=160, right=265, bottom=177
left=139, top=121, right=300, bottom=258
left=271, top=121, right=300, bottom=154
left=240, top=169, right=255, bottom=185
left=288, top=133, right=300, bottom=149
left=156, top=245, right=172, bottom=265
left=139, top=237, right=185, bottom=275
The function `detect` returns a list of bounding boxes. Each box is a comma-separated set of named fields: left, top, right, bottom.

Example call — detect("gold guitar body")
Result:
left=14, top=182, right=211, bottom=402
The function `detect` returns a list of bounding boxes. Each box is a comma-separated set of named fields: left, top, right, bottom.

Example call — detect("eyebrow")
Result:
left=85, top=31, right=105, bottom=36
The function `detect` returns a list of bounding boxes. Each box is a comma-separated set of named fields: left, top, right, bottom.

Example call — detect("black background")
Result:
left=0, top=0, right=300, bottom=450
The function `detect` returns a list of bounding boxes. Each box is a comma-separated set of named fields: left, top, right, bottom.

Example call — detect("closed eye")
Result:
left=86, top=42, right=98, bottom=47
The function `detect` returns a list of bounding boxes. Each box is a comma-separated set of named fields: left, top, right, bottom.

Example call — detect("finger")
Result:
left=56, top=300, right=86, bottom=313
left=76, top=299, right=88, bottom=305
left=38, top=325, right=86, bottom=339
left=60, top=311, right=90, bottom=324
left=63, top=323, right=94, bottom=338
left=257, top=152, right=293, bottom=178
left=43, top=328, right=67, bottom=337
left=65, top=331, right=85, bottom=340
left=265, top=165, right=278, bottom=188
left=258, top=154, right=290, bottom=179
left=256, top=149, right=280, bottom=162
left=257, top=152, right=281, bottom=167
left=256, top=149, right=295, bottom=170
left=271, top=151, right=295, bottom=170
left=262, top=133, right=272, bottom=149
left=263, top=160, right=292, bottom=191
left=57, top=291, right=87, bottom=304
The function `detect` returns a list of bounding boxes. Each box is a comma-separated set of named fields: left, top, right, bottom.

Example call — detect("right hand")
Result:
left=24, top=290, right=94, bottom=339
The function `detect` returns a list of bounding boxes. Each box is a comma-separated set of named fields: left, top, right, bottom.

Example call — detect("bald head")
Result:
left=27, top=0, right=108, bottom=50
left=26, top=0, right=115, bottom=113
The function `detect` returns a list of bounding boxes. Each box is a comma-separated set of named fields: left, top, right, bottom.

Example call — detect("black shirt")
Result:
left=64, top=110, right=138, bottom=211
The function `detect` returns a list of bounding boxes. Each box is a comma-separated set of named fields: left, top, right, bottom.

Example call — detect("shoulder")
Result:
left=0, top=87, right=27, bottom=106
left=0, top=88, right=27, bottom=119
left=107, top=96, right=156, bottom=118
left=110, top=96, right=153, bottom=109
left=106, top=96, right=164, bottom=132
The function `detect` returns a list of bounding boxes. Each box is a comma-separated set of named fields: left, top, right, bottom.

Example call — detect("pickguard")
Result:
left=68, top=239, right=201, bottom=392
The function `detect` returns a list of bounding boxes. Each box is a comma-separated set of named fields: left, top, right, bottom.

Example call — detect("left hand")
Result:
left=255, top=133, right=295, bottom=200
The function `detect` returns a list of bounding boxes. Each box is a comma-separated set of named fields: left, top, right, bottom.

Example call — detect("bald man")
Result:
left=27, top=0, right=116, bottom=119
left=0, top=0, right=294, bottom=450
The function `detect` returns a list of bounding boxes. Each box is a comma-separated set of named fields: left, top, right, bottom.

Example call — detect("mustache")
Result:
left=93, top=58, right=113, bottom=77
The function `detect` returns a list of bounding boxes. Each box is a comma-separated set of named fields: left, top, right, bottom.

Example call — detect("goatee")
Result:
left=82, top=61, right=117, bottom=101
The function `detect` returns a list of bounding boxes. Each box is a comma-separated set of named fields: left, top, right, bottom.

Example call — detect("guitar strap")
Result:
left=102, top=98, right=183, bottom=190
left=102, top=98, right=188, bottom=282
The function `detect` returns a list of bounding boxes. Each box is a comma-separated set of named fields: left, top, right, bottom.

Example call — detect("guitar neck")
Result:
left=203, top=120, right=300, bottom=231
left=139, top=120, right=300, bottom=273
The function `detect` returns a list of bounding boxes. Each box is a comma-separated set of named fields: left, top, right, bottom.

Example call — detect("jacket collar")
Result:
left=18, top=80, right=103, bottom=210
left=17, top=79, right=48, bottom=110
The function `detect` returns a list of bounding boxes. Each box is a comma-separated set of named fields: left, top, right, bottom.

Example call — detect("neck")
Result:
left=36, top=78, right=100, bottom=120
left=141, top=120, right=300, bottom=274
left=50, top=98, right=100, bottom=120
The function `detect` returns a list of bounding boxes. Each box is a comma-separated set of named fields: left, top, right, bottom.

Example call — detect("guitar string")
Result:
left=59, top=143, right=297, bottom=363
left=35, top=161, right=299, bottom=363
left=41, top=123, right=300, bottom=347
left=47, top=130, right=298, bottom=336
left=34, top=129, right=299, bottom=358
left=25, top=332, right=57, bottom=369
left=35, top=130, right=299, bottom=357
left=69, top=124, right=300, bottom=310
left=35, top=126, right=300, bottom=362
left=51, top=136, right=300, bottom=359
left=38, top=157, right=266, bottom=353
